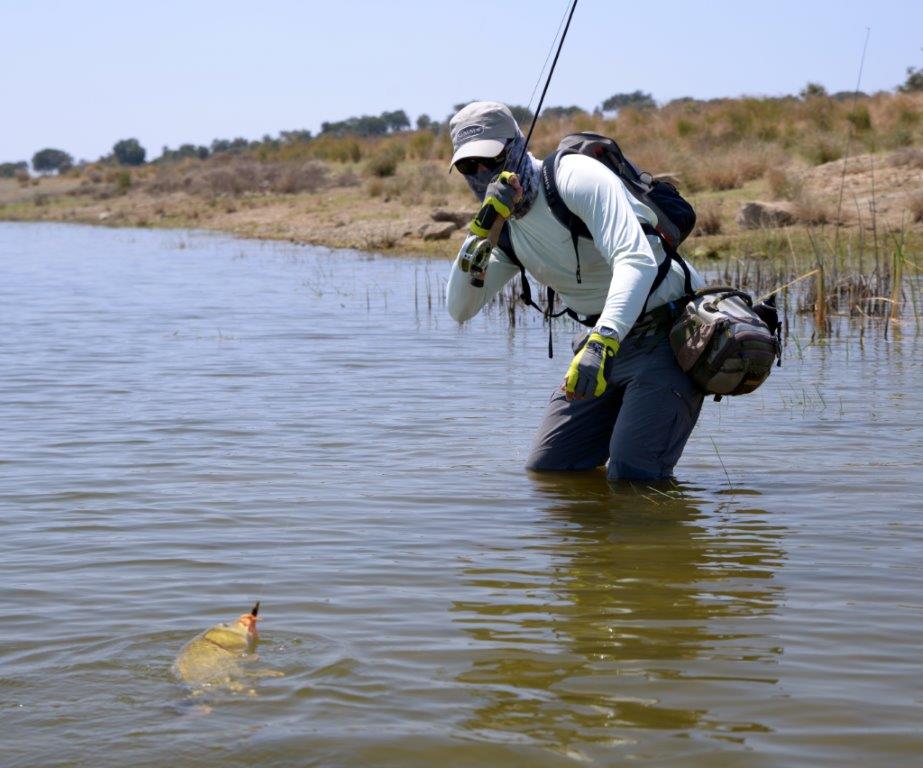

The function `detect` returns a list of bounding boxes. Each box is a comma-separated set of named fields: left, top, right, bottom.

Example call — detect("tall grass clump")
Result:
left=910, top=193, right=923, bottom=223
left=365, top=143, right=405, bottom=178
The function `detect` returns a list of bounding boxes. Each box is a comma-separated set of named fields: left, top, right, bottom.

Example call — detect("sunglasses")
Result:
left=454, top=142, right=511, bottom=176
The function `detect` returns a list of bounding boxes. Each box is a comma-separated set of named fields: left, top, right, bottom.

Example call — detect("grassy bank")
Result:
left=2, top=92, right=920, bottom=320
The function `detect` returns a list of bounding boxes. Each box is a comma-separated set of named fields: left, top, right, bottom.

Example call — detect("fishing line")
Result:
left=517, top=0, right=579, bottom=165
left=834, top=27, right=872, bottom=251
left=524, top=0, right=574, bottom=117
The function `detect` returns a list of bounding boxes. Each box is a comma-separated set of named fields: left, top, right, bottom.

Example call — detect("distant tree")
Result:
left=542, top=105, right=587, bottom=119
left=158, top=143, right=211, bottom=162
left=210, top=137, right=250, bottom=154
left=831, top=90, right=869, bottom=101
left=358, top=115, right=389, bottom=136
left=0, top=161, right=28, bottom=178
left=416, top=114, right=432, bottom=131
left=899, top=66, right=923, bottom=93
left=601, top=90, right=655, bottom=112
left=381, top=109, right=410, bottom=132
left=31, top=148, right=73, bottom=174
left=320, top=115, right=388, bottom=137
left=799, top=82, right=828, bottom=99
left=113, top=138, right=146, bottom=166
left=279, top=129, right=313, bottom=144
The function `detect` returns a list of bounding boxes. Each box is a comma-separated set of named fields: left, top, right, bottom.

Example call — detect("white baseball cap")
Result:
left=449, top=101, right=519, bottom=168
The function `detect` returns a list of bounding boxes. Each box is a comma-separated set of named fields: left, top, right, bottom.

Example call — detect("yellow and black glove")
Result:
left=563, top=328, right=620, bottom=400
left=470, top=171, right=518, bottom=238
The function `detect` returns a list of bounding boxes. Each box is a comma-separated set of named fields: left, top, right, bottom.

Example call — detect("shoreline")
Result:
left=1, top=147, right=920, bottom=263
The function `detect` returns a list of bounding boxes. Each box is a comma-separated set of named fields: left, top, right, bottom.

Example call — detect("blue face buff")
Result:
left=462, top=131, right=540, bottom=219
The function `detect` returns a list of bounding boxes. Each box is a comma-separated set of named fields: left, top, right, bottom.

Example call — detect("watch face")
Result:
left=595, top=326, right=618, bottom=340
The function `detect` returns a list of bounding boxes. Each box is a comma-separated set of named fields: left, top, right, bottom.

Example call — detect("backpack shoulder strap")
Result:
left=639, top=240, right=694, bottom=317
left=498, top=222, right=566, bottom=322
left=541, top=151, right=591, bottom=240
left=542, top=151, right=693, bottom=317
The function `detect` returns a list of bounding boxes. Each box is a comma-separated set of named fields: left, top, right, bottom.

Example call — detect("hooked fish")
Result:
left=172, top=602, right=270, bottom=691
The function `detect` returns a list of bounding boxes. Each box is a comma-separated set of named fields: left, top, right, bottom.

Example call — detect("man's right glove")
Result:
left=563, top=328, right=620, bottom=401
left=470, top=171, right=519, bottom=238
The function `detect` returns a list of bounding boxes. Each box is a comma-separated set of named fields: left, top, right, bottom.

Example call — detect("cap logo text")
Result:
left=457, top=125, right=485, bottom=142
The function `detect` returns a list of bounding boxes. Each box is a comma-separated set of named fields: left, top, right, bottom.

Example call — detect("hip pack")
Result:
left=669, top=288, right=782, bottom=401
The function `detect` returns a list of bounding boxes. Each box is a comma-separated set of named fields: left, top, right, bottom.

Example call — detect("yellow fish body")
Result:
left=172, top=602, right=262, bottom=690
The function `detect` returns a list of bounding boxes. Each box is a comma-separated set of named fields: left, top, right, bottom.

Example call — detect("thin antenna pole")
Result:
left=514, top=0, right=579, bottom=167
left=834, top=27, right=871, bottom=254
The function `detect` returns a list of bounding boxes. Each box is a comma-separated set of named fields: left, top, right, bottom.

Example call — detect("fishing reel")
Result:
left=458, top=236, right=493, bottom=287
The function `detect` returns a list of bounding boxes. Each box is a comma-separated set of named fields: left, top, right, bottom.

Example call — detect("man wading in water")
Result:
left=446, top=101, right=706, bottom=482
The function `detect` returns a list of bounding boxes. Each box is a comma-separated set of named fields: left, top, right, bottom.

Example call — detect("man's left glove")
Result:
left=470, top=171, right=519, bottom=238
left=563, top=328, right=620, bottom=400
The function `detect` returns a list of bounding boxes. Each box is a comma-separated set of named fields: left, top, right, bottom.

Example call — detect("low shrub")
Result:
left=115, top=170, right=132, bottom=194
left=803, top=139, right=843, bottom=165
left=365, top=145, right=404, bottom=178
left=694, top=204, right=722, bottom=235
left=366, top=152, right=397, bottom=178
left=846, top=106, right=872, bottom=132
left=407, top=132, right=435, bottom=159
left=366, top=178, right=385, bottom=197
left=273, top=161, right=329, bottom=193
left=701, top=166, right=741, bottom=191
left=767, top=167, right=802, bottom=200
left=889, top=147, right=923, bottom=169
left=909, top=193, right=923, bottom=223
left=309, top=136, right=361, bottom=163
left=792, top=193, right=832, bottom=225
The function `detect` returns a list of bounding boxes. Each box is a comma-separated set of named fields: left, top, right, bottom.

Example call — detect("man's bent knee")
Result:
left=526, top=450, right=603, bottom=473
left=606, top=459, right=672, bottom=482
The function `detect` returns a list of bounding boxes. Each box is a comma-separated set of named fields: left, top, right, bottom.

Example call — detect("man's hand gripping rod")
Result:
left=460, top=171, right=522, bottom=287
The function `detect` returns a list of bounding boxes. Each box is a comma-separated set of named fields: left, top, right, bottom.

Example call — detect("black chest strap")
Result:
left=539, top=152, right=693, bottom=315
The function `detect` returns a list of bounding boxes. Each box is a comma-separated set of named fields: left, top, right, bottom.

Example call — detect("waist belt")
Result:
left=625, top=299, right=686, bottom=340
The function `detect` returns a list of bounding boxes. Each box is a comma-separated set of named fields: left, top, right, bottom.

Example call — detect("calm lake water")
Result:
left=2, top=223, right=921, bottom=767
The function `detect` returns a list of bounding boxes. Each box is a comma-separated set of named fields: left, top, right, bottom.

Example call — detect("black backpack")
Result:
left=501, top=132, right=696, bottom=355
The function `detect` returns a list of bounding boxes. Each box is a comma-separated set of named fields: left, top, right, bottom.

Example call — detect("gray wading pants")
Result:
left=526, top=327, right=704, bottom=481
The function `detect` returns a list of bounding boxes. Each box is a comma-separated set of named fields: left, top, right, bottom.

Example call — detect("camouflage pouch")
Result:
left=669, top=287, right=781, bottom=400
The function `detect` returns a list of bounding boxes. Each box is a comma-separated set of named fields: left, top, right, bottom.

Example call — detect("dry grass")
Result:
left=148, top=157, right=340, bottom=196
left=2, top=91, right=920, bottom=267
left=910, top=192, right=923, bottom=223
left=791, top=192, right=833, bottom=225
left=694, top=203, right=723, bottom=235
left=766, top=168, right=803, bottom=200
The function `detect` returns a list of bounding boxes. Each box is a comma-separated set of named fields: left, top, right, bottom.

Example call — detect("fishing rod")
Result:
left=466, top=0, right=579, bottom=284
left=514, top=0, right=579, bottom=169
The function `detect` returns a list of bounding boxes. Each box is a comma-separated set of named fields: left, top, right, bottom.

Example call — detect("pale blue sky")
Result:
left=1, top=0, right=920, bottom=163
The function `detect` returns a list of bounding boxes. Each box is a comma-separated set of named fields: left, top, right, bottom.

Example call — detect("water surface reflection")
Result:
left=454, top=474, right=785, bottom=754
